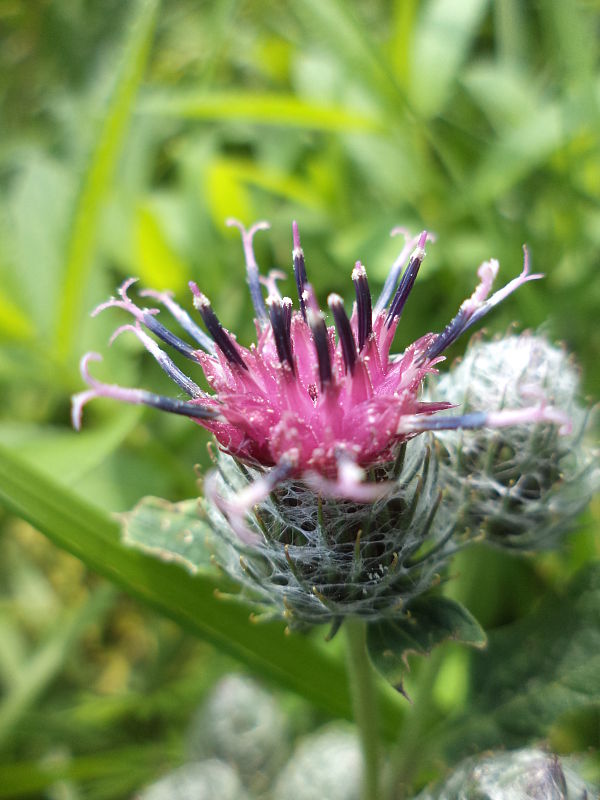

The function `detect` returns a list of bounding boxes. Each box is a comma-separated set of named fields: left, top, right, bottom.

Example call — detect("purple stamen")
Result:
left=374, top=229, right=435, bottom=316
left=268, top=296, right=295, bottom=374
left=74, top=223, right=566, bottom=505
left=292, top=221, right=309, bottom=321
left=328, top=293, right=357, bottom=374
left=227, top=218, right=270, bottom=326
left=401, top=410, right=488, bottom=433
left=72, top=353, right=216, bottom=430
left=93, top=281, right=200, bottom=361
left=352, top=262, right=372, bottom=351
left=423, top=247, right=543, bottom=362
left=282, top=294, right=292, bottom=340
left=385, top=231, right=428, bottom=326
left=305, top=287, right=332, bottom=390
left=397, top=403, right=570, bottom=436
left=259, top=269, right=287, bottom=300
left=110, top=323, right=204, bottom=397
left=189, top=283, right=248, bottom=370
left=139, top=289, right=215, bottom=352
left=142, top=314, right=201, bottom=360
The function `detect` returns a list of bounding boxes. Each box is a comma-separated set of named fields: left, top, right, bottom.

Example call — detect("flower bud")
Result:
left=430, top=334, right=598, bottom=550
left=136, top=760, right=250, bottom=800
left=415, top=748, right=597, bottom=799
left=187, top=674, right=290, bottom=792
left=272, top=724, right=362, bottom=800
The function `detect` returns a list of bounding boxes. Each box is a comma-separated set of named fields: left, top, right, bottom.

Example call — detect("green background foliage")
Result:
left=0, top=0, right=598, bottom=797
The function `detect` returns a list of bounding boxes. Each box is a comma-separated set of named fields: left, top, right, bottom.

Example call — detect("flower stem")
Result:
left=392, top=646, right=444, bottom=798
left=345, top=617, right=380, bottom=800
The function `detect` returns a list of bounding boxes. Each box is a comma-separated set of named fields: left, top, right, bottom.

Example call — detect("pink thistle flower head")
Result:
left=73, top=220, right=558, bottom=506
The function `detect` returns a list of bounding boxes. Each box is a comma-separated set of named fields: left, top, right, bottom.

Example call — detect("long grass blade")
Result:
left=0, top=443, right=404, bottom=737
left=55, top=0, right=161, bottom=361
left=141, top=91, right=380, bottom=131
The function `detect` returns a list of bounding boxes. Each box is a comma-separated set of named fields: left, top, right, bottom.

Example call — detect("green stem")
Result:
left=392, top=646, right=445, bottom=799
left=345, top=617, right=381, bottom=800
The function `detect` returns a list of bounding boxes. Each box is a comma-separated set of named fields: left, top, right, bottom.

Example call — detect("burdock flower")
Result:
left=73, top=221, right=568, bottom=626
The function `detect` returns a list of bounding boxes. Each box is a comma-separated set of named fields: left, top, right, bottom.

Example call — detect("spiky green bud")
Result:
left=137, top=760, right=250, bottom=800
left=272, top=724, right=362, bottom=800
left=430, top=334, right=598, bottom=550
left=415, top=748, right=596, bottom=799
left=187, top=674, right=289, bottom=792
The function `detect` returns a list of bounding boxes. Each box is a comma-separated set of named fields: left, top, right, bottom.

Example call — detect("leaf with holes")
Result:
left=122, top=495, right=218, bottom=575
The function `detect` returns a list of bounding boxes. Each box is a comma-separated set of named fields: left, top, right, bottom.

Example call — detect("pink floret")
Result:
left=194, top=314, right=447, bottom=476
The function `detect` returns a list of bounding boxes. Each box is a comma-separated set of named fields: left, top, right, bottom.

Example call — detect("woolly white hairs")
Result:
left=415, top=748, right=595, bottom=799
left=205, top=435, right=458, bottom=629
left=429, top=333, right=598, bottom=550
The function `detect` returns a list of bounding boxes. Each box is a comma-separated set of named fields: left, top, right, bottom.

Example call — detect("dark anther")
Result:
left=421, top=308, right=469, bottom=362
left=141, top=392, right=218, bottom=420
left=282, top=294, right=292, bottom=340
left=416, top=410, right=488, bottom=432
left=189, top=282, right=247, bottom=370
left=352, top=262, right=372, bottom=351
left=328, top=294, right=357, bottom=374
left=307, top=305, right=332, bottom=390
left=268, top=296, right=295, bottom=373
left=386, top=233, right=427, bottom=327
left=292, top=221, right=309, bottom=321
left=142, top=313, right=200, bottom=360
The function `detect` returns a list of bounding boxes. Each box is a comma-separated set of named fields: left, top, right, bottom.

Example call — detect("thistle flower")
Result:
left=429, top=334, right=598, bottom=550
left=73, top=220, right=561, bottom=500
left=73, top=221, right=568, bottom=626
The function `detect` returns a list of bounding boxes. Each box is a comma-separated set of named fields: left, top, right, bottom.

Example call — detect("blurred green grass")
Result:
left=0, top=0, right=599, bottom=797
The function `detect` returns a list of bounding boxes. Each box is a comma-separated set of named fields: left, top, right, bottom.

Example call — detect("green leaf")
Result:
left=122, top=496, right=216, bottom=575
left=493, top=0, right=529, bottom=67
left=141, top=91, right=380, bottom=132
left=367, top=596, right=486, bottom=690
left=468, top=99, right=578, bottom=203
left=409, top=0, right=489, bottom=118
left=538, top=0, right=597, bottom=80
left=55, top=0, right=160, bottom=361
left=0, top=743, right=179, bottom=799
left=294, top=0, right=406, bottom=110
left=462, top=63, right=541, bottom=130
left=10, top=155, right=74, bottom=340
left=134, top=201, right=189, bottom=294
left=0, top=407, right=141, bottom=486
left=440, top=562, right=600, bottom=758
left=0, top=287, right=33, bottom=342
left=0, top=444, right=404, bottom=738
left=204, top=158, right=325, bottom=228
